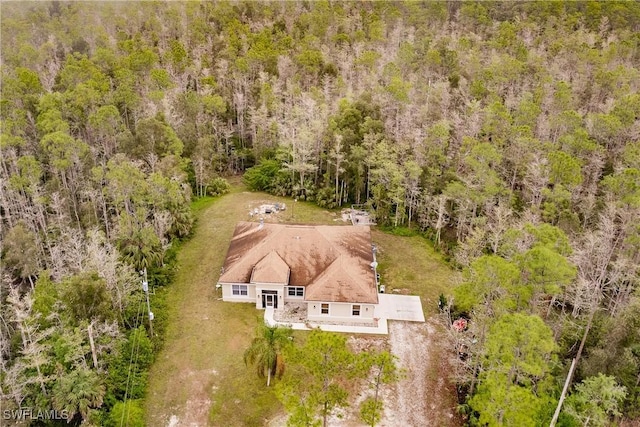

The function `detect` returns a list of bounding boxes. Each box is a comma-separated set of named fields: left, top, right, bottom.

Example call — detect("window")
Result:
left=287, top=287, right=304, bottom=297
left=352, top=305, right=361, bottom=316
left=321, top=303, right=329, bottom=315
left=232, top=285, right=248, bottom=296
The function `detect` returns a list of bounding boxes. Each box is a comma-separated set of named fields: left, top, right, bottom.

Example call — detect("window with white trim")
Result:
left=287, top=287, right=304, bottom=297
left=321, top=303, right=329, bottom=314
left=232, top=284, right=248, bottom=296
left=352, top=305, right=361, bottom=316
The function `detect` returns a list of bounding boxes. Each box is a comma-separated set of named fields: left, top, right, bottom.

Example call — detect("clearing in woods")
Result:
left=145, top=184, right=461, bottom=426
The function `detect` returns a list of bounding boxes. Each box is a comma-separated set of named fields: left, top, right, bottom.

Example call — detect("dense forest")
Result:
left=1, top=1, right=639, bottom=425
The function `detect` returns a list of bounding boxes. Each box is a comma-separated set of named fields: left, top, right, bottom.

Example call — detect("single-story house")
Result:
left=218, top=221, right=379, bottom=325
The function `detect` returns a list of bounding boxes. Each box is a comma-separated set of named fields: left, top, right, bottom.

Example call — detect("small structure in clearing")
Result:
left=342, top=204, right=376, bottom=226
left=248, top=202, right=286, bottom=218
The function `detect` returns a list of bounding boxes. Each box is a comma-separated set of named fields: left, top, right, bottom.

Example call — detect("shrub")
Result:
left=315, top=186, right=338, bottom=208
left=207, top=177, right=231, bottom=196
left=106, top=400, right=145, bottom=427
left=244, top=159, right=281, bottom=191
left=105, top=327, right=154, bottom=404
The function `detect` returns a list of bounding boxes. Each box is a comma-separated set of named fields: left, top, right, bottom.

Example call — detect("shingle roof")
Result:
left=304, top=255, right=377, bottom=303
left=251, top=251, right=290, bottom=284
left=219, top=222, right=378, bottom=304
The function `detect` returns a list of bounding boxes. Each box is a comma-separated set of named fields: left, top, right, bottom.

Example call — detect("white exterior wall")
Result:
left=221, top=282, right=287, bottom=309
left=307, top=301, right=376, bottom=324
left=254, top=283, right=285, bottom=309
left=221, top=282, right=377, bottom=324
left=283, top=286, right=305, bottom=302
left=220, top=282, right=256, bottom=302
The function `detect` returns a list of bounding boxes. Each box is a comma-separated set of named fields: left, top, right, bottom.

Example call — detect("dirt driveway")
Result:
left=380, top=320, right=458, bottom=426
left=317, top=319, right=460, bottom=427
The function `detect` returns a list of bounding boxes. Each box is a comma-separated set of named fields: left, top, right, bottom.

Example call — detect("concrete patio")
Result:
left=375, top=294, right=426, bottom=322
left=264, top=307, right=389, bottom=334
left=264, top=294, right=424, bottom=335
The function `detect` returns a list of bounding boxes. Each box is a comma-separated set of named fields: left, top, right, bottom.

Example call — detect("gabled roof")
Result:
left=219, top=222, right=378, bottom=304
left=251, top=251, right=290, bottom=284
left=305, top=256, right=378, bottom=304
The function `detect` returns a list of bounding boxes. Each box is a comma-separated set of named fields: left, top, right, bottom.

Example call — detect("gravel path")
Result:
left=380, top=320, right=457, bottom=426
left=380, top=321, right=432, bottom=426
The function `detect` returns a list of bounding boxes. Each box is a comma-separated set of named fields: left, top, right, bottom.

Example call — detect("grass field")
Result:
left=144, top=184, right=458, bottom=426
left=373, top=230, right=459, bottom=317
left=144, top=186, right=344, bottom=426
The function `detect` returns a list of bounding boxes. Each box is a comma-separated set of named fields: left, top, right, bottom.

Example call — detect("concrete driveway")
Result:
left=375, top=294, right=425, bottom=322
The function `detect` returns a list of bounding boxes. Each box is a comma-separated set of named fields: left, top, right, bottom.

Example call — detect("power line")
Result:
left=120, top=291, right=145, bottom=427
left=120, top=269, right=155, bottom=426
left=125, top=319, right=144, bottom=426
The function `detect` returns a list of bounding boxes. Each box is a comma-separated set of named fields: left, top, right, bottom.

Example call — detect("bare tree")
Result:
left=485, top=202, right=513, bottom=254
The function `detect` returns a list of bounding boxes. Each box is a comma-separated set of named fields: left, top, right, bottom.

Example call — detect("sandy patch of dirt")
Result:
left=163, top=369, right=218, bottom=427
left=380, top=320, right=455, bottom=426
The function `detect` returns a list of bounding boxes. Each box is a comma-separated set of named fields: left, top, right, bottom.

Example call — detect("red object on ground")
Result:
left=452, top=318, right=468, bottom=332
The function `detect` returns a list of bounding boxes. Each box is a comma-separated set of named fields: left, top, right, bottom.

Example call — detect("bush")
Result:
left=243, top=159, right=281, bottom=191
left=207, top=177, right=231, bottom=196
left=105, top=327, right=154, bottom=405
left=106, top=400, right=145, bottom=427
left=315, top=186, right=338, bottom=208
left=378, top=225, right=419, bottom=237
left=147, top=240, right=179, bottom=287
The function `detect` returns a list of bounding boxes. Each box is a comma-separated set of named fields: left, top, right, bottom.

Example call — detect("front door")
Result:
left=266, top=294, right=275, bottom=307
left=262, top=291, right=278, bottom=309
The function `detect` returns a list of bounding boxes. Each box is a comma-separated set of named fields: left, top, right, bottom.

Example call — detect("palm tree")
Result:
left=244, top=321, right=293, bottom=386
left=117, top=224, right=164, bottom=271
left=52, top=368, right=105, bottom=422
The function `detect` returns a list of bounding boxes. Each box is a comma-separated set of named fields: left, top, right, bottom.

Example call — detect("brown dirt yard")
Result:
left=382, top=320, right=459, bottom=426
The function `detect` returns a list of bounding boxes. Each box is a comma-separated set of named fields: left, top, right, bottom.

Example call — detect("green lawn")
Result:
left=373, top=230, right=459, bottom=317
left=145, top=185, right=458, bottom=426
left=144, top=186, right=343, bottom=426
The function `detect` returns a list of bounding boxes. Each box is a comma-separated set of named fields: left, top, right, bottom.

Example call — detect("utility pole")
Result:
left=142, top=268, right=154, bottom=337
left=292, top=198, right=297, bottom=220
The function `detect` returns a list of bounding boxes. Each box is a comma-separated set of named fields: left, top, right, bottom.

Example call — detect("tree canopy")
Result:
left=1, top=1, right=639, bottom=424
